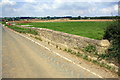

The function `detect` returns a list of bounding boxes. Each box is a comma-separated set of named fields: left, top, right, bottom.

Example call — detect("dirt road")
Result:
left=0, top=24, right=2, bottom=79
left=1, top=24, right=118, bottom=78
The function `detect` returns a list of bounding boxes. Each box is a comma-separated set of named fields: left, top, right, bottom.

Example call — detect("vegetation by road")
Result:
left=2, top=22, right=38, bottom=35
left=17, top=21, right=112, bottom=40
left=103, top=19, right=120, bottom=76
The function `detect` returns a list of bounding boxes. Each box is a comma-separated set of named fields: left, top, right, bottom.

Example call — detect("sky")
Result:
left=0, top=0, right=119, bottom=17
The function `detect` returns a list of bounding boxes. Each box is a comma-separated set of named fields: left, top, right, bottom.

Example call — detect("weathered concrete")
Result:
left=30, top=28, right=110, bottom=54
left=30, top=28, right=119, bottom=73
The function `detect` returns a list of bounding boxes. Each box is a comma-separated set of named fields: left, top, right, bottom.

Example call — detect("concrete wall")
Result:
left=31, top=28, right=110, bottom=54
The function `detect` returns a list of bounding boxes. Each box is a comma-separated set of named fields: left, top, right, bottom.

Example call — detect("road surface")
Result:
left=1, top=24, right=118, bottom=78
left=0, top=24, right=2, bottom=79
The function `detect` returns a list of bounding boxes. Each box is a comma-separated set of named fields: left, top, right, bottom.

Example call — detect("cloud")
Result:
left=1, top=0, right=16, bottom=6
left=3, top=0, right=119, bottom=2
left=99, top=4, right=118, bottom=16
left=0, top=0, right=119, bottom=17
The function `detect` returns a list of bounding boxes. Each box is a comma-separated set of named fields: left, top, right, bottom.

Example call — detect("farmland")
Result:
left=17, top=21, right=112, bottom=40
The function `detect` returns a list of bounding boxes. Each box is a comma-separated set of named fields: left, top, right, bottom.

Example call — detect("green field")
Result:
left=17, top=21, right=112, bottom=40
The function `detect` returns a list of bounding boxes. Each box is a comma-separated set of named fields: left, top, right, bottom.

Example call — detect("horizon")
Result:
left=0, top=15, right=119, bottom=18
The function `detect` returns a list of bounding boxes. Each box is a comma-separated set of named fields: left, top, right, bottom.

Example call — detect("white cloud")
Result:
left=34, top=3, right=52, bottom=11
left=1, top=0, right=16, bottom=6
left=24, top=0, right=35, bottom=2
left=52, top=0, right=119, bottom=2
left=114, top=4, right=118, bottom=11
left=99, top=4, right=118, bottom=16
left=3, top=0, right=119, bottom=2
left=1, top=0, right=119, bottom=17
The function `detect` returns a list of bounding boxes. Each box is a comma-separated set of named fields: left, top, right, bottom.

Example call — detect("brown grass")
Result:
left=9, top=19, right=113, bottom=23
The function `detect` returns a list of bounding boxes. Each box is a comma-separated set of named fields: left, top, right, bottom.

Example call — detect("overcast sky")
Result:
left=0, top=0, right=119, bottom=17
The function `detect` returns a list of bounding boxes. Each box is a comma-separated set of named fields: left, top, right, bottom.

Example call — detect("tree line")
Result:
left=1, top=16, right=120, bottom=21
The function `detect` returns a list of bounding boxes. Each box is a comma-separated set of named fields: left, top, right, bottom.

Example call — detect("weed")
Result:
left=92, top=60, right=98, bottom=64
left=48, top=42, right=50, bottom=44
left=84, top=44, right=97, bottom=53
left=99, top=62, right=105, bottom=67
left=56, top=45, right=58, bottom=48
left=83, top=55, right=88, bottom=60
left=76, top=52, right=82, bottom=57
left=106, top=65, right=112, bottom=70
left=64, top=48, right=67, bottom=52
left=98, top=54, right=107, bottom=59
left=93, top=52, right=98, bottom=56
left=67, top=49, right=72, bottom=53
left=34, top=36, right=42, bottom=41
left=87, top=58, right=92, bottom=62
left=118, top=68, right=120, bottom=76
left=59, top=48, right=62, bottom=50
left=71, top=51, right=76, bottom=55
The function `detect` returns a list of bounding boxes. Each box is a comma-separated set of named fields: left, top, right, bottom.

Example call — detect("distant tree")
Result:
left=78, top=16, right=81, bottom=19
left=47, top=16, right=50, bottom=19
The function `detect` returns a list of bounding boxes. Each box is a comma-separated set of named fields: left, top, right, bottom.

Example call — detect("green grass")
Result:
left=84, top=44, right=97, bottom=53
left=8, top=25, right=38, bottom=35
left=3, top=22, right=38, bottom=35
left=17, top=21, right=112, bottom=40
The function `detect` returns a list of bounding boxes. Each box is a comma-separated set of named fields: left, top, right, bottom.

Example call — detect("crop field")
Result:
left=17, top=21, right=112, bottom=40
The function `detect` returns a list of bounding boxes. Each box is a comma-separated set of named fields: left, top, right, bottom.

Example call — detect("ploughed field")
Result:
left=17, top=21, right=112, bottom=40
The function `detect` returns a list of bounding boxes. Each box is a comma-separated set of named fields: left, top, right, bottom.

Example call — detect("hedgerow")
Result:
left=103, top=18, right=120, bottom=76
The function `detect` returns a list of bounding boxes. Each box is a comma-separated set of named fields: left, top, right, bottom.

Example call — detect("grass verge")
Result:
left=2, top=22, right=38, bottom=35
left=63, top=48, right=116, bottom=73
